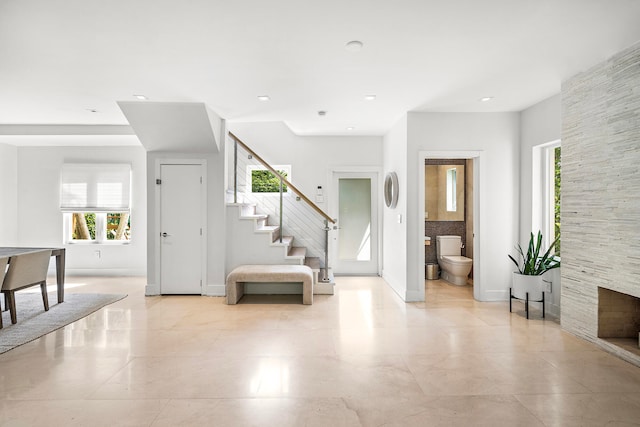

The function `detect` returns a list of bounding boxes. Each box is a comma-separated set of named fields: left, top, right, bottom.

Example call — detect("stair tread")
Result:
left=304, top=257, right=321, bottom=270
left=287, top=247, right=307, bottom=258
left=226, top=202, right=257, bottom=208
left=257, top=225, right=279, bottom=233
left=258, top=224, right=278, bottom=229
left=241, top=214, right=268, bottom=219
left=272, top=236, right=293, bottom=245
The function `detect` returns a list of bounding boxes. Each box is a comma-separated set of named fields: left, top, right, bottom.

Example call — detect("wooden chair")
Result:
left=0, top=257, right=8, bottom=329
left=1, top=250, right=51, bottom=325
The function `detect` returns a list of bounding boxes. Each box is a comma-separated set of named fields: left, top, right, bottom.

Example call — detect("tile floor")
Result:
left=1, top=276, right=640, bottom=426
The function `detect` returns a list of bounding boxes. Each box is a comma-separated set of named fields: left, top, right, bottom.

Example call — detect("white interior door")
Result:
left=331, top=172, right=379, bottom=275
left=160, top=163, right=203, bottom=294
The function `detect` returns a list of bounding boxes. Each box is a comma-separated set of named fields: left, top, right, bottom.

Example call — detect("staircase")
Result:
left=226, top=201, right=335, bottom=295
left=225, top=132, right=336, bottom=295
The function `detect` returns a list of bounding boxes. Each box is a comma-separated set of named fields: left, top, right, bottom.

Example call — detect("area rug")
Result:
left=0, top=293, right=126, bottom=354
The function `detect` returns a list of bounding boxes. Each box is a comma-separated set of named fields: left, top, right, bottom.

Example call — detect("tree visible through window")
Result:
left=72, top=213, right=96, bottom=240
left=71, top=212, right=130, bottom=241
left=251, top=170, right=288, bottom=193
left=107, top=213, right=131, bottom=240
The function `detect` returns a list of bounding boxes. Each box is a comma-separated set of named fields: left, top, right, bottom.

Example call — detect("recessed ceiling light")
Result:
left=364, top=94, right=377, bottom=101
left=345, top=40, right=363, bottom=52
left=257, top=95, right=270, bottom=101
left=318, top=110, right=327, bottom=116
left=133, top=94, right=147, bottom=100
left=346, top=126, right=355, bottom=131
left=480, top=96, right=494, bottom=102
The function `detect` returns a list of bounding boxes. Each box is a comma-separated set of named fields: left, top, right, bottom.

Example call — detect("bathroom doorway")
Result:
left=419, top=151, right=481, bottom=301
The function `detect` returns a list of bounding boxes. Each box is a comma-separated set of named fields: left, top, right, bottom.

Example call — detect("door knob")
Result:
left=161, top=232, right=171, bottom=237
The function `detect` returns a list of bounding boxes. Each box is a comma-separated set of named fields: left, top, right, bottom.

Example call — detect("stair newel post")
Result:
left=279, top=176, right=283, bottom=243
left=322, top=219, right=331, bottom=282
left=233, top=138, right=238, bottom=204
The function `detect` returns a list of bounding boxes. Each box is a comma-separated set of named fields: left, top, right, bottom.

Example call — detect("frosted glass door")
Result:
left=339, top=178, right=371, bottom=261
left=332, top=173, right=378, bottom=275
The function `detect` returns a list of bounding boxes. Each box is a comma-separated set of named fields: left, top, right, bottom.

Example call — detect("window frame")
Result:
left=63, top=212, right=131, bottom=245
left=60, top=163, right=132, bottom=245
left=533, top=140, right=561, bottom=256
left=246, top=164, right=292, bottom=195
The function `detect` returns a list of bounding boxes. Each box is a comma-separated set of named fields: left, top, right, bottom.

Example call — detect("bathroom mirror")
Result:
left=425, top=164, right=464, bottom=221
left=384, top=172, right=399, bottom=209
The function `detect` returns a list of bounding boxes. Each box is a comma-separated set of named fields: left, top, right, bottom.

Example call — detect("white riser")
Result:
left=226, top=204, right=301, bottom=272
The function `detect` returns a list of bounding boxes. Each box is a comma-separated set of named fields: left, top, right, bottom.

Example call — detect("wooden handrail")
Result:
left=228, top=131, right=336, bottom=224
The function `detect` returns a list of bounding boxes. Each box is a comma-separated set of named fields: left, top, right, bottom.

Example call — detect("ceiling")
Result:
left=1, top=0, right=639, bottom=137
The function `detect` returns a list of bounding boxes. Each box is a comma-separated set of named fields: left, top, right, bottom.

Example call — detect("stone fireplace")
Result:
left=561, top=40, right=640, bottom=367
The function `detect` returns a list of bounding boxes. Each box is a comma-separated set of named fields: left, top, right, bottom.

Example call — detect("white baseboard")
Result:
left=381, top=270, right=406, bottom=301
left=63, top=268, right=146, bottom=276
left=204, top=284, right=226, bottom=296
left=405, top=289, right=425, bottom=302
left=145, top=283, right=160, bottom=296
left=546, top=301, right=561, bottom=319
left=481, top=289, right=509, bottom=301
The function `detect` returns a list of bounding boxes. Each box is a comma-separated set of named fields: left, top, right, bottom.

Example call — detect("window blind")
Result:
left=60, top=164, right=131, bottom=212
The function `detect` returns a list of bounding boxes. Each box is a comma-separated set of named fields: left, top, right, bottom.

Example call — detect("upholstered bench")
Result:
left=226, top=264, right=314, bottom=305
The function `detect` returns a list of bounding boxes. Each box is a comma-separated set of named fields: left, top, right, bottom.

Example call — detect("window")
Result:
left=553, top=146, right=561, bottom=256
left=66, top=212, right=131, bottom=243
left=60, top=164, right=131, bottom=244
left=247, top=165, right=291, bottom=193
left=446, top=168, right=457, bottom=212
left=533, top=141, right=560, bottom=256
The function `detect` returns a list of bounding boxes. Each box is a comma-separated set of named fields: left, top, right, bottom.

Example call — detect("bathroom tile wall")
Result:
left=562, top=41, right=640, bottom=366
left=425, top=221, right=466, bottom=264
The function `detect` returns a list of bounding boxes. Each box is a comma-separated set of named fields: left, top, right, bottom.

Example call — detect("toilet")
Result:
left=436, top=235, right=473, bottom=286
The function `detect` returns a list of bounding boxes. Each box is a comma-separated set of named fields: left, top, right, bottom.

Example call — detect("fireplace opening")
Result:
left=598, top=287, right=640, bottom=356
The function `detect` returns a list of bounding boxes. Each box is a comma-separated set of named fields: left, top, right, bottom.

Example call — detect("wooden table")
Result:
left=0, top=247, right=66, bottom=303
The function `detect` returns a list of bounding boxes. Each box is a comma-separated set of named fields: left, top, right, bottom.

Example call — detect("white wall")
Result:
left=407, top=112, right=520, bottom=301
left=519, top=94, right=562, bottom=317
left=519, top=94, right=561, bottom=244
left=0, top=143, right=18, bottom=246
left=381, top=115, right=408, bottom=299
left=16, top=146, right=147, bottom=275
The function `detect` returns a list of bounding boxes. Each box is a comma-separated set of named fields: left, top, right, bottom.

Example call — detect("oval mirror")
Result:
left=384, top=172, right=399, bottom=208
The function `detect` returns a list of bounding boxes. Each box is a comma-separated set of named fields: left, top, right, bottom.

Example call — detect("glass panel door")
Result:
left=332, top=172, right=378, bottom=275
left=339, top=178, right=372, bottom=261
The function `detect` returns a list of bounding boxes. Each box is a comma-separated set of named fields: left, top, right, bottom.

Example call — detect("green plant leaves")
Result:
left=508, top=231, right=561, bottom=275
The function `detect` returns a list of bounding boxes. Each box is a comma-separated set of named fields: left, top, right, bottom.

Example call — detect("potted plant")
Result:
left=508, top=231, right=561, bottom=318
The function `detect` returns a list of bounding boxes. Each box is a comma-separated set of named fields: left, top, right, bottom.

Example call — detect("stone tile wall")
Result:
left=425, top=221, right=466, bottom=264
left=562, top=41, right=640, bottom=365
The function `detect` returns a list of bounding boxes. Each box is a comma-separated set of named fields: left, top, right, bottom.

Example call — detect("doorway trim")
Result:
left=328, top=166, right=383, bottom=276
left=418, top=151, right=482, bottom=301
left=152, top=158, right=208, bottom=296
